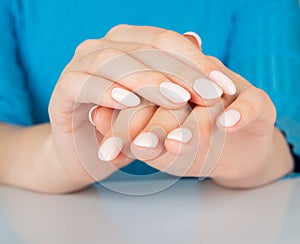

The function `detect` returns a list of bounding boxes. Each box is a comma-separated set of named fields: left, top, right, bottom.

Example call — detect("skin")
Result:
left=98, top=55, right=294, bottom=189
left=0, top=25, right=294, bottom=193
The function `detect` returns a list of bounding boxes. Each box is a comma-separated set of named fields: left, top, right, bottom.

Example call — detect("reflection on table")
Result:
left=0, top=177, right=300, bottom=244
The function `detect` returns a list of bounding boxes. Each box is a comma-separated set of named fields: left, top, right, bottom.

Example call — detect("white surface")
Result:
left=0, top=178, right=300, bottom=244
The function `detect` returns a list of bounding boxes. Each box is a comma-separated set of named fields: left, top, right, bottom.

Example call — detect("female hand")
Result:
left=49, top=25, right=237, bottom=187
left=98, top=55, right=293, bottom=188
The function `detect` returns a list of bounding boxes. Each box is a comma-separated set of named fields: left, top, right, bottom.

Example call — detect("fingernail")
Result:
left=111, top=87, right=141, bottom=107
left=167, top=128, right=193, bottom=143
left=219, top=109, right=241, bottom=127
left=88, top=105, right=98, bottom=126
left=159, top=82, right=191, bottom=104
left=193, top=78, right=223, bottom=100
left=133, top=132, right=159, bottom=148
left=98, top=137, right=123, bottom=161
left=209, top=71, right=236, bottom=95
left=183, top=31, right=202, bottom=47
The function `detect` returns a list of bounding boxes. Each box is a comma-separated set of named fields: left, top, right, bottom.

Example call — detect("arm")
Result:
left=0, top=1, right=94, bottom=193
left=0, top=123, right=94, bottom=193
left=0, top=23, right=232, bottom=193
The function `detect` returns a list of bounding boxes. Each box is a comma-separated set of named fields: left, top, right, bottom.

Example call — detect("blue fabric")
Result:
left=0, top=0, right=299, bottom=175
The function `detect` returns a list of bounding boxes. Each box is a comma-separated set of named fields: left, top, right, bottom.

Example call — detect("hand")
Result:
left=49, top=25, right=238, bottom=186
left=99, top=55, right=293, bottom=188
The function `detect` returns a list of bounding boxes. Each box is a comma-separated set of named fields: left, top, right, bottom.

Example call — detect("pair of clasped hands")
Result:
left=49, top=25, right=281, bottom=190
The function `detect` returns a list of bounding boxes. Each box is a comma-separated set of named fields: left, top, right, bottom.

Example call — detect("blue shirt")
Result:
left=0, top=0, right=300, bottom=174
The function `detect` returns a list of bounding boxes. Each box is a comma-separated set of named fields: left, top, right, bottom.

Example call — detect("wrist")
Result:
left=267, top=127, right=294, bottom=179
left=38, top=131, right=94, bottom=193
left=213, top=128, right=293, bottom=189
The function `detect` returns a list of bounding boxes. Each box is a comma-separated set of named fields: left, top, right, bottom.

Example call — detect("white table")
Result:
left=1, top=177, right=300, bottom=244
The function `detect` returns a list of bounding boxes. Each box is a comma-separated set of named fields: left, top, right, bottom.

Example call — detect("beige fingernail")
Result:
left=98, top=137, right=123, bottom=161
left=184, top=31, right=202, bottom=47
left=159, top=82, right=191, bottom=104
left=193, top=78, right=223, bottom=100
left=133, top=132, right=159, bottom=148
left=209, top=71, right=236, bottom=95
left=111, top=88, right=141, bottom=107
left=88, top=105, right=98, bottom=126
left=167, top=128, right=193, bottom=143
left=219, top=109, right=241, bottom=127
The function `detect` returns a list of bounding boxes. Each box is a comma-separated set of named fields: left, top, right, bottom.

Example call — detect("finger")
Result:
left=64, top=39, right=193, bottom=109
left=164, top=58, right=263, bottom=153
left=89, top=106, right=119, bottom=135
left=73, top=38, right=227, bottom=109
left=206, top=55, right=252, bottom=92
left=97, top=102, right=158, bottom=162
left=86, top=105, right=134, bottom=170
left=105, top=26, right=238, bottom=97
left=190, top=55, right=237, bottom=96
left=164, top=104, right=226, bottom=177
left=69, top=29, right=232, bottom=107
left=201, top=56, right=275, bottom=133
left=165, top=105, right=218, bottom=156
left=76, top=44, right=226, bottom=107
left=53, top=71, right=141, bottom=109
left=105, top=25, right=203, bottom=63
left=144, top=151, right=200, bottom=177
left=217, top=87, right=276, bottom=134
left=104, top=26, right=228, bottom=104
left=130, top=104, right=192, bottom=161
left=163, top=58, right=253, bottom=156
left=73, top=47, right=194, bottom=109
left=128, top=49, right=223, bottom=105
left=50, top=71, right=143, bottom=130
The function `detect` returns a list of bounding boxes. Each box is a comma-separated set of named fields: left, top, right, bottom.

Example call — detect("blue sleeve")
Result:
left=227, top=0, right=300, bottom=161
left=0, top=0, right=33, bottom=126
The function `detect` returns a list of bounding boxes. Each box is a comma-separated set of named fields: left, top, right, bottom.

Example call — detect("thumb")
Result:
left=217, top=87, right=276, bottom=134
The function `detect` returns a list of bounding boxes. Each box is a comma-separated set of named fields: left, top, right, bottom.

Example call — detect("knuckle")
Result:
left=96, top=47, right=120, bottom=60
left=246, top=87, right=270, bottom=110
left=75, top=39, right=96, bottom=54
left=129, top=43, right=156, bottom=52
left=240, top=98, right=256, bottom=116
left=206, top=55, right=223, bottom=66
left=87, top=48, right=121, bottom=70
left=106, top=24, right=130, bottom=36
left=56, top=71, right=77, bottom=97
left=253, top=87, right=270, bottom=102
left=252, top=87, right=276, bottom=119
left=75, top=39, right=108, bottom=57
left=154, top=29, right=180, bottom=47
left=49, top=71, right=80, bottom=120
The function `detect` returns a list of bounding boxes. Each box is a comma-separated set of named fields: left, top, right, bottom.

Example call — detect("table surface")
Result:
left=0, top=176, right=300, bottom=244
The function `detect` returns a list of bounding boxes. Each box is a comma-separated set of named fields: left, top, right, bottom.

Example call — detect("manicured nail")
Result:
left=159, top=82, right=191, bottom=104
left=88, top=105, right=98, bottom=126
left=133, top=132, right=159, bottom=148
left=167, top=128, right=193, bottom=143
left=111, top=87, right=141, bottom=107
left=193, top=78, right=223, bottom=100
left=98, top=137, right=123, bottom=161
left=209, top=71, right=236, bottom=95
left=219, top=109, right=241, bottom=127
left=184, top=31, right=202, bottom=47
